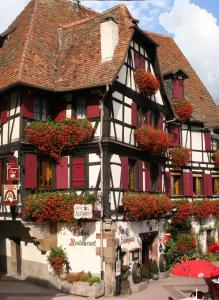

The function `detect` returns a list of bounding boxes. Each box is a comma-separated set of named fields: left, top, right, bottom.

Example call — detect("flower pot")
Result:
left=60, top=280, right=105, bottom=298
left=152, top=273, right=159, bottom=280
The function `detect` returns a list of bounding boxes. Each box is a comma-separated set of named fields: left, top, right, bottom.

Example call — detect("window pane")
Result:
left=129, top=159, right=135, bottom=190
left=38, top=158, right=53, bottom=188
left=77, top=98, right=86, bottom=119
left=213, top=178, right=219, bottom=195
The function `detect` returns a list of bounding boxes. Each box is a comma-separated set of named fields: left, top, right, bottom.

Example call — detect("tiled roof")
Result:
left=146, top=32, right=219, bottom=127
left=0, top=0, right=135, bottom=92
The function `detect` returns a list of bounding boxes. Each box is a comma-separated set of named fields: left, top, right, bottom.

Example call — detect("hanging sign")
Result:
left=159, top=233, right=171, bottom=245
left=3, top=185, right=18, bottom=205
left=7, top=163, right=19, bottom=181
left=74, top=204, right=93, bottom=219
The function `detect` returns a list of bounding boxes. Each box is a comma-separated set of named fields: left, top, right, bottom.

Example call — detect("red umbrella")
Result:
left=172, top=260, right=219, bottom=278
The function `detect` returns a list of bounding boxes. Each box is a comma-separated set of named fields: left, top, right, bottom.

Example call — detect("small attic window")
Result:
left=0, top=35, right=8, bottom=48
left=173, top=78, right=183, bottom=99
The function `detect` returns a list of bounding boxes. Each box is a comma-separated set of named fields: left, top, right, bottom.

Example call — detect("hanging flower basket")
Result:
left=135, top=125, right=170, bottom=155
left=212, top=150, right=219, bottom=165
left=134, top=69, right=160, bottom=97
left=123, top=193, right=172, bottom=221
left=170, top=146, right=191, bottom=168
left=47, top=246, right=68, bottom=277
left=25, top=118, right=95, bottom=160
left=174, top=99, right=193, bottom=122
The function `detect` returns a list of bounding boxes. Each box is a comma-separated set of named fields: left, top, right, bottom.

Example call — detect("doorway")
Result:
left=140, top=231, right=158, bottom=276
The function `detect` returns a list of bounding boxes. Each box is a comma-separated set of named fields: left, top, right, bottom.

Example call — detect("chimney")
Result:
left=100, top=18, right=119, bottom=62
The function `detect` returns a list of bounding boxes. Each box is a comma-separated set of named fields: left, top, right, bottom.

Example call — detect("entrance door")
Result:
left=11, top=238, right=21, bottom=275
left=142, top=239, right=151, bottom=274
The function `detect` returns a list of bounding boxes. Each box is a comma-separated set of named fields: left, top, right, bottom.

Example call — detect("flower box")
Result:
left=174, top=99, right=193, bottom=122
left=170, top=146, right=191, bottom=168
left=134, top=69, right=159, bottom=97
left=60, top=280, right=105, bottom=298
left=135, top=125, right=170, bottom=155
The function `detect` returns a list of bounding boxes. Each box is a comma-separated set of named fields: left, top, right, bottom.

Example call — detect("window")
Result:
left=171, top=173, right=182, bottom=195
left=193, top=173, right=202, bottom=195
left=33, top=98, right=49, bottom=120
left=134, top=52, right=145, bottom=70
left=151, top=164, right=159, bottom=192
left=150, top=111, right=158, bottom=128
left=77, top=98, right=86, bottom=119
left=138, top=107, right=147, bottom=126
left=38, top=158, right=53, bottom=188
left=128, top=159, right=137, bottom=191
left=213, top=176, right=219, bottom=195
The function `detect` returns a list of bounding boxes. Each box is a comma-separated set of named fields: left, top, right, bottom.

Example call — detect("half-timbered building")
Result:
left=0, top=0, right=219, bottom=295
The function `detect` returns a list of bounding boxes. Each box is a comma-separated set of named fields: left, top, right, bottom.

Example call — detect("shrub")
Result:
left=174, top=99, right=193, bottom=122
left=123, top=193, right=172, bottom=221
left=135, top=125, right=170, bottom=155
left=170, top=146, right=191, bottom=168
left=25, top=118, right=95, bottom=160
left=175, top=233, right=196, bottom=254
left=134, top=69, right=160, bottom=97
left=47, top=246, right=68, bottom=277
left=151, top=260, right=159, bottom=274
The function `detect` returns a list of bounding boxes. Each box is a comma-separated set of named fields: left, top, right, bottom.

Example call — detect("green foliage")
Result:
left=140, top=264, right=149, bottom=279
left=175, top=233, right=196, bottom=254
left=88, top=276, right=100, bottom=286
left=151, top=260, right=159, bottom=274
left=65, top=271, right=100, bottom=286
left=165, top=238, right=178, bottom=268
left=48, top=246, right=66, bottom=260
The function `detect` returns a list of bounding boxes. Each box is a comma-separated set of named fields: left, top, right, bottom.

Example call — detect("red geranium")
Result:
left=174, top=99, right=193, bottom=122
left=208, top=243, right=219, bottom=253
left=134, top=69, right=160, bottom=97
left=212, top=150, right=219, bottom=165
left=25, top=118, right=95, bottom=160
left=135, top=125, right=171, bottom=155
left=170, top=146, right=191, bottom=168
left=123, top=193, right=172, bottom=221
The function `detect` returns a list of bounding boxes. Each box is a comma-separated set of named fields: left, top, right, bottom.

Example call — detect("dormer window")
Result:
left=134, top=52, right=145, bottom=70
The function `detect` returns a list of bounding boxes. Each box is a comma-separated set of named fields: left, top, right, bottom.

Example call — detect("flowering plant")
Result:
left=135, top=125, right=170, bottom=155
left=22, top=191, right=97, bottom=224
left=212, top=150, right=219, bottom=165
left=47, top=246, right=68, bottom=276
left=174, top=99, right=193, bottom=122
left=175, top=233, right=196, bottom=254
left=170, top=146, right=191, bottom=168
left=208, top=243, right=219, bottom=253
left=25, top=118, right=95, bottom=160
left=134, top=69, right=160, bottom=97
left=123, top=193, right=172, bottom=221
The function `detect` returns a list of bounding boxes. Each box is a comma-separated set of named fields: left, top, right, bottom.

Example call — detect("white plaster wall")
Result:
left=114, top=124, right=123, bottom=141
left=182, top=129, right=191, bottom=148
left=93, top=122, right=100, bottom=137
left=192, top=150, right=202, bottom=162
left=58, top=222, right=101, bottom=274
left=66, top=104, right=71, bottom=118
left=112, top=91, right=123, bottom=101
left=191, top=131, right=202, bottom=150
left=2, top=123, right=8, bottom=145
left=100, top=20, right=119, bottom=62
left=0, top=238, right=11, bottom=256
left=124, top=127, right=131, bottom=144
left=124, top=106, right=131, bottom=125
left=113, top=100, right=123, bottom=121
left=21, top=242, right=47, bottom=264
left=9, top=93, right=20, bottom=116
left=117, top=65, right=127, bottom=85
left=89, top=153, right=100, bottom=163
left=9, top=117, right=20, bottom=142
left=89, top=165, right=100, bottom=189
left=124, top=96, right=132, bottom=106
left=110, top=154, right=121, bottom=164
left=110, top=124, right=115, bottom=139
left=110, top=164, right=121, bottom=189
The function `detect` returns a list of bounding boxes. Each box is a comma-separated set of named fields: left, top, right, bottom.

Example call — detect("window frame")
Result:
left=192, top=173, right=203, bottom=196
left=212, top=175, right=219, bottom=195
left=38, top=157, right=54, bottom=189
left=33, top=98, right=49, bottom=121
left=171, top=172, right=182, bottom=196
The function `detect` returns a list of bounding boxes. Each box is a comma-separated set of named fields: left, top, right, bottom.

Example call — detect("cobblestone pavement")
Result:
left=0, top=275, right=209, bottom=300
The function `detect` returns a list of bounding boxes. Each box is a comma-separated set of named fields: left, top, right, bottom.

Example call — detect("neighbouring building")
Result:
left=0, top=0, right=219, bottom=296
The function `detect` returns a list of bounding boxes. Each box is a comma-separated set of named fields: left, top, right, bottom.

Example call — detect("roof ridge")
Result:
left=145, top=30, right=173, bottom=39
left=17, top=0, right=39, bottom=81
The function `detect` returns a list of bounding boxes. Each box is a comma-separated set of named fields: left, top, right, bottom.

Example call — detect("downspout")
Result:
left=99, top=84, right=109, bottom=280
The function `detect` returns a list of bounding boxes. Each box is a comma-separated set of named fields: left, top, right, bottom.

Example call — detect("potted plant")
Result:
left=151, top=260, right=159, bottom=280
left=170, top=146, right=191, bottom=168
left=173, top=99, right=193, bottom=122
left=47, top=246, right=68, bottom=277
left=134, top=69, right=160, bottom=97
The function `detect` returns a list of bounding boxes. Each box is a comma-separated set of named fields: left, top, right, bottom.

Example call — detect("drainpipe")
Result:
left=99, top=85, right=109, bottom=280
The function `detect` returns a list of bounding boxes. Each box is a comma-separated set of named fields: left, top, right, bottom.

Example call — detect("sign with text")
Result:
left=7, top=163, right=19, bottom=181
left=74, top=204, right=93, bottom=219
left=3, top=184, right=18, bottom=205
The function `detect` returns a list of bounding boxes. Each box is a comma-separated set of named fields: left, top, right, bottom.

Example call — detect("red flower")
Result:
left=134, top=69, right=160, bottom=97
left=174, top=99, right=193, bottom=122
left=212, top=150, right=219, bottom=165
left=135, top=125, right=170, bottom=155
left=170, top=146, right=191, bottom=168
left=208, top=243, right=219, bottom=253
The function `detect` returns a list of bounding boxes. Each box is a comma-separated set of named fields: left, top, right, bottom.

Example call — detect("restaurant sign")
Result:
left=74, top=204, right=93, bottom=219
left=7, top=163, right=19, bottom=181
left=3, top=185, right=18, bottom=205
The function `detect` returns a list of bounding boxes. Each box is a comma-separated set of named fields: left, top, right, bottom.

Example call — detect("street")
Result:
left=0, top=275, right=208, bottom=300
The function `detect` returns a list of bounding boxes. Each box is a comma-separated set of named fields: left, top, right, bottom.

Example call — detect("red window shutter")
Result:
left=169, top=125, right=180, bottom=146
left=24, top=154, right=37, bottom=189
left=158, top=112, right=164, bottom=130
left=56, top=157, right=68, bottom=189
left=173, top=79, right=183, bottom=99
left=146, top=111, right=150, bottom=125
left=138, top=160, right=143, bottom=191
left=145, top=162, right=150, bottom=192
left=139, top=56, right=145, bottom=70
left=204, top=173, right=212, bottom=196
left=165, top=172, right=171, bottom=196
left=54, top=103, right=66, bottom=122
left=131, top=102, right=138, bottom=127
left=21, top=92, right=33, bottom=119
left=134, top=52, right=140, bottom=69
left=72, top=157, right=85, bottom=188
left=121, top=156, right=129, bottom=190
left=183, top=171, right=193, bottom=196
left=1, top=99, right=8, bottom=124
left=86, top=95, right=100, bottom=119
left=204, top=132, right=211, bottom=151
left=158, top=166, right=162, bottom=192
